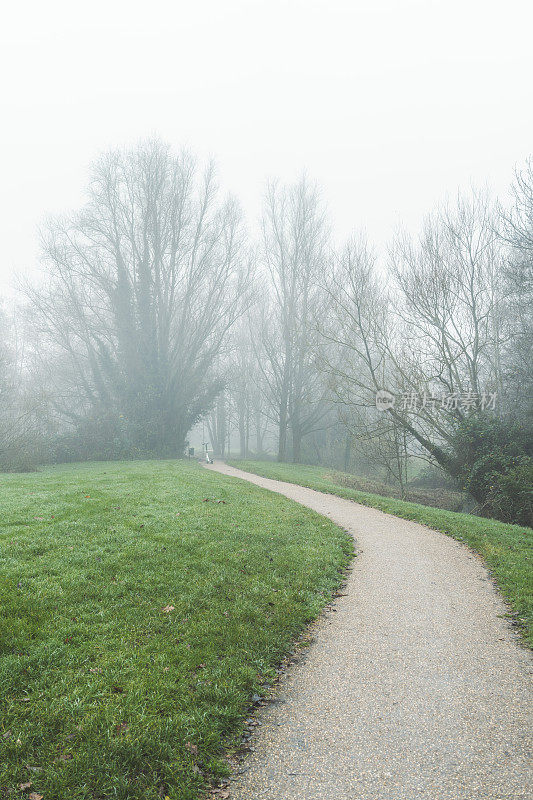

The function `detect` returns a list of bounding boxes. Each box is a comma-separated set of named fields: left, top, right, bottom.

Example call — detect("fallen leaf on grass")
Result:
left=89, top=668, right=101, bottom=673
left=162, top=605, right=175, bottom=613
left=29, top=794, right=43, bottom=800
left=115, top=723, right=129, bottom=735
left=19, top=782, right=32, bottom=790
left=185, top=741, right=198, bottom=756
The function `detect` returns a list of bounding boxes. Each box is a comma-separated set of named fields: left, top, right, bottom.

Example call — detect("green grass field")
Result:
left=0, top=459, right=352, bottom=800
left=228, top=460, right=533, bottom=647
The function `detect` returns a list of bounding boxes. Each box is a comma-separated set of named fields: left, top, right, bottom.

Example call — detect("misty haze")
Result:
left=1, top=2, right=531, bottom=800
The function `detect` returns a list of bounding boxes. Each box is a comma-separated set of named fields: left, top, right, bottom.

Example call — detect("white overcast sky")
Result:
left=1, top=0, right=532, bottom=294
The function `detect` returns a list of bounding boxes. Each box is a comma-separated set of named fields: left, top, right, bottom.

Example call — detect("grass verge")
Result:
left=228, top=459, right=533, bottom=647
left=0, top=459, right=353, bottom=800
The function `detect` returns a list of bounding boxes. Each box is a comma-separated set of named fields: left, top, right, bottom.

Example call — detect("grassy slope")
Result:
left=0, top=459, right=352, bottom=800
left=228, top=460, right=533, bottom=647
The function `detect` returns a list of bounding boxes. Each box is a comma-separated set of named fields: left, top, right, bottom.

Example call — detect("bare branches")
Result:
left=258, top=176, right=331, bottom=461
left=318, top=191, right=507, bottom=479
left=26, top=140, right=252, bottom=456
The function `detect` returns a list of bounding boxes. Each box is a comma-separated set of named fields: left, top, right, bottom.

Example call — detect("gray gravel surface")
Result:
left=207, top=462, right=532, bottom=800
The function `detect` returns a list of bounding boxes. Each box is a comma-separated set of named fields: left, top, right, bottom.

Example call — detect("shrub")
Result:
left=0, top=444, right=38, bottom=473
left=451, top=415, right=533, bottom=525
left=410, top=464, right=460, bottom=490
left=484, top=459, right=533, bottom=526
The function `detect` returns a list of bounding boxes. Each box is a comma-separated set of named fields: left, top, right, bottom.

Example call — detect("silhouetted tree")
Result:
left=28, top=140, right=251, bottom=457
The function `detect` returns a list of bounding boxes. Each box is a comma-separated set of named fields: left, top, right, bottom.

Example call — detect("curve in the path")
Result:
left=207, top=461, right=532, bottom=800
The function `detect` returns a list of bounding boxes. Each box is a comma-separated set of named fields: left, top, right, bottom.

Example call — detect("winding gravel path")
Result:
left=207, top=462, right=532, bottom=800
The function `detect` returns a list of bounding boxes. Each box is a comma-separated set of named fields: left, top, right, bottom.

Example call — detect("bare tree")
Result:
left=319, top=192, right=506, bottom=490
left=0, top=305, right=43, bottom=469
left=499, top=159, right=533, bottom=413
left=318, top=234, right=420, bottom=483
left=390, top=189, right=503, bottom=405
left=259, top=177, right=331, bottom=461
left=26, top=140, right=251, bottom=457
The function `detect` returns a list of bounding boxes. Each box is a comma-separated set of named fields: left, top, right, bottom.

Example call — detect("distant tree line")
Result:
left=1, top=141, right=531, bottom=524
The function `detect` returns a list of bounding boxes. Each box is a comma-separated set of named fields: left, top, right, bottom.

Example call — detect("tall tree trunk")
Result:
left=278, top=368, right=290, bottom=461
left=238, top=394, right=247, bottom=458
left=292, top=433, right=301, bottom=463
left=239, top=419, right=246, bottom=458
left=217, top=395, right=226, bottom=458
left=291, top=415, right=302, bottom=463
left=343, top=433, right=351, bottom=472
left=278, top=394, right=288, bottom=461
left=255, top=405, right=263, bottom=454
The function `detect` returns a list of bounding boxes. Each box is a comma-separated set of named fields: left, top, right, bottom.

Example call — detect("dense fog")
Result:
left=1, top=142, right=531, bottom=524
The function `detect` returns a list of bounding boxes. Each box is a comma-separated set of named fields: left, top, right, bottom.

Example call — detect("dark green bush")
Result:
left=451, top=415, right=533, bottom=525
left=45, top=414, right=141, bottom=464
left=0, top=445, right=38, bottom=473
left=484, top=459, right=533, bottom=527
left=410, top=464, right=460, bottom=490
